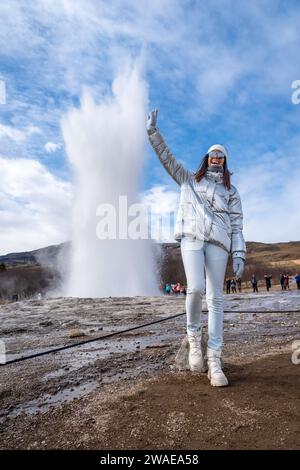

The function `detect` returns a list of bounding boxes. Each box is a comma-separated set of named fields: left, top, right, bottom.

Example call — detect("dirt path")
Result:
left=1, top=352, right=299, bottom=449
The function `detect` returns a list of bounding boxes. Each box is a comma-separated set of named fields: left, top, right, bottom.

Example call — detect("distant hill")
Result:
left=0, top=242, right=70, bottom=266
left=0, top=243, right=70, bottom=300
left=0, top=240, right=300, bottom=299
left=160, top=240, right=300, bottom=286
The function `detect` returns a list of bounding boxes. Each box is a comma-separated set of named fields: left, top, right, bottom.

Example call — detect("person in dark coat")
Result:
left=236, top=277, right=242, bottom=293
left=264, top=274, right=272, bottom=292
left=251, top=274, right=258, bottom=292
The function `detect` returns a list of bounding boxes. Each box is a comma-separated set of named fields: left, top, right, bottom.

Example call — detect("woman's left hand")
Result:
left=233, top=257, right=244, bottom=278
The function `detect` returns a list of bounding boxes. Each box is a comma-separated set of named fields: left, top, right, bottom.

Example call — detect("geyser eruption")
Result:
left=61, top=65, right=159, bottom=297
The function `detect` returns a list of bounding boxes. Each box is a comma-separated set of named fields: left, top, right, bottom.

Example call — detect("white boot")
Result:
left=207, top=347, right=228, bottom=387
left=187, top=329, right=204, bottom=372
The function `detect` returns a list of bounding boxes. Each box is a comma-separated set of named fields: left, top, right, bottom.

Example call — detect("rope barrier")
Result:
left=1, top=309, right=299, bottom=366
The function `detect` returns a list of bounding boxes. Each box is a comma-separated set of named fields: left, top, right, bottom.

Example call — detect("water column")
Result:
left=61, top=65, right=159, bottom=297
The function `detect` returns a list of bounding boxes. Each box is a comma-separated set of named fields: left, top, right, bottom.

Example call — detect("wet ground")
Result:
left=0, top=290, right=299, bottom=449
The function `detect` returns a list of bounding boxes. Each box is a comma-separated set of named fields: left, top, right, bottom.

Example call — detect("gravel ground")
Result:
left=0, top=290, right=299, bottom=449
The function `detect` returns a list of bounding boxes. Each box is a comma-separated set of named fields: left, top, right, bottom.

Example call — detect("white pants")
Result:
left=180, top=237, right=228, bottom=351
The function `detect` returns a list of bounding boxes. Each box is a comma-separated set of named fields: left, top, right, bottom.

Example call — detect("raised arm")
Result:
left=228, top=185, right=246, bottom=260
left=146, top=109, right=190, bottom=186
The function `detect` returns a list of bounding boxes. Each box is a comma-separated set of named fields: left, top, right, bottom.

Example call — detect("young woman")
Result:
left=146, top=109, right=246, bottom=387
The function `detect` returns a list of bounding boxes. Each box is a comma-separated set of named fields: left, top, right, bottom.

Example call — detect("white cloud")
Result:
left=142, top=184, right=179, bottom=215
left=0, top=123, right=41, bottom=142
left=0, top=124, right=25, bottom=142
left=1, top=0, right=299, bottom=112
left=234, top=150, right=300, bottom=243
left=141, top=185, right=179, bottom=242
left=0, top=156, right=73, bottom=255
left=44, top=142, right=62, bottom=153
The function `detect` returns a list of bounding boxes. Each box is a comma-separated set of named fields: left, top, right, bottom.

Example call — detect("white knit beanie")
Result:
left=207, top=144, right=228, bottom=159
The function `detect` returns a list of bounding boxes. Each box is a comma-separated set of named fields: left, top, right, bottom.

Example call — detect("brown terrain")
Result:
left=1, top=241, right=300, bottom=300
left=160, top=240, right=300, bottom=288
left=0, top=292, right=299, bottom=450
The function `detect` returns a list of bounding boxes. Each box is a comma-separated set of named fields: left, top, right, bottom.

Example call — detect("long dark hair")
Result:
left=194, top=154, right=232, bottom=190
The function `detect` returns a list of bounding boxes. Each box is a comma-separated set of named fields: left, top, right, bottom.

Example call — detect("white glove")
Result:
left=146, top=109, right=158, bottom=134
left=233, top=257, right=244, bottom=278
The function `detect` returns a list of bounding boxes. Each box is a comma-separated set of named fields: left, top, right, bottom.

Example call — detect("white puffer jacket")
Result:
left=148, top=128, right=246, bottom=260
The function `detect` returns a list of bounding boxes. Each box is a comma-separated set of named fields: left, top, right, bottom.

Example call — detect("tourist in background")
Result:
left=165, top=283, right=171, bottom=294
left=295, top=274, right=300, bottom=290
left=251, top=274, right=258, bottom=293
left=264, top=274, right=272, bottom=292
left=236, top=277, right=242, bottom=293
left=226, top=278, right=231, bottom=294
left=283, top=274, right=289, bottom=290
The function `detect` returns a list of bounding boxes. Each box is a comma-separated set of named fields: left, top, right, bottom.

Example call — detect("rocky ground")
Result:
left=0, top=290, right=299, bottom=449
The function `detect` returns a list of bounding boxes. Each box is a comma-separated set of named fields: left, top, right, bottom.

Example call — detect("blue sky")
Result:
left=1, top=0, right=300, bottom=254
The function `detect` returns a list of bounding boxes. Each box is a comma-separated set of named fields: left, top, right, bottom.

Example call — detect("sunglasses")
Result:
left=208, top=150, right=225, bottom=159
